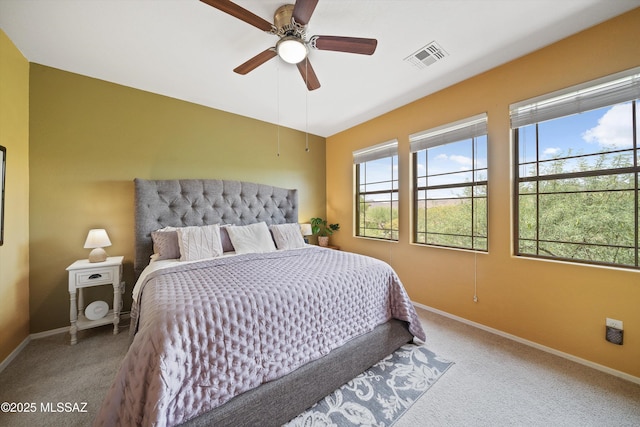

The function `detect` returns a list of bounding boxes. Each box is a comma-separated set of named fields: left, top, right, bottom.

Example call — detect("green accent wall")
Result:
left=29, top=65, right=326, bottom=333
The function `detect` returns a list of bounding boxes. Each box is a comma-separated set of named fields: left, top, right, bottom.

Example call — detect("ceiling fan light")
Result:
left=277, top=37, right=308, bottom=64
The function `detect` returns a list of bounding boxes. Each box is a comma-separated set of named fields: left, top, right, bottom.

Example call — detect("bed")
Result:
left=94, top=178, right=425, bottom=427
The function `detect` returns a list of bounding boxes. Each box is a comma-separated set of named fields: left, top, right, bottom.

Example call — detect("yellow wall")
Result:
left=29, top=65, right=326, bottom=333
left=0, top=30, right=30, bottom=362
left=327, top=8, right=640, bottom=378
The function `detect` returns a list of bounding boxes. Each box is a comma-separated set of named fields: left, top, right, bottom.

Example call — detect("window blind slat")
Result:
left=510, top=68, right=640, bottom=128
left=353, top=139, right=398, bottom=164
left=409, top=113, right=488, bottom=152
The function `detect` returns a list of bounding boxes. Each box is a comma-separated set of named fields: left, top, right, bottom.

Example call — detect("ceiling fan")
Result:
left=200, top=0, right=378, bottom=90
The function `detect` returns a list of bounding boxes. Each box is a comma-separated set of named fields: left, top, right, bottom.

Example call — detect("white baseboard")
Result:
left=0, top=311, right=131, bottom=374
left=0, top=336, right=31, bottom=374
left=413, top=301, right=640, bottom=386
left=30, top=326, right=69, bottom=339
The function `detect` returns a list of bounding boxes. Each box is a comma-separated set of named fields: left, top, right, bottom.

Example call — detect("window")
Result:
left=511, top=68, right=640, bottom=269
left=410, top=114, right=488, bottom=251
left=354, top=140, right=399, bottom=240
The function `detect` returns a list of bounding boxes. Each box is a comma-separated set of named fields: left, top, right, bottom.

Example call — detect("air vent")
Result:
left=404, top=41, right=448, bottom=69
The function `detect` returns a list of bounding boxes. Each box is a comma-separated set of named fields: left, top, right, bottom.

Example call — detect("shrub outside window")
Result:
left=354, top=140, right=399, bottom=241
left=511, top=68, right=640, bottom=269
left=410, top=114, right=488, bottom=251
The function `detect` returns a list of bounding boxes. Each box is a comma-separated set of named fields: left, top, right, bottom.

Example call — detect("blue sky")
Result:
left=361, top=100, right=638, bottom=200
left=520, top=101, right=636, bottom=163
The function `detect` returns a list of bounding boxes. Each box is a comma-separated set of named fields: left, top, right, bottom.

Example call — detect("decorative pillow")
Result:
left=151, top=227, right=180, bottom=260
left=176, top=224, right=224, bottom=261
left=220, top=224, right=235, bottom=253
left=270, top=223, right=306, bottom=250
left=226, top=222, right=276, bottom=254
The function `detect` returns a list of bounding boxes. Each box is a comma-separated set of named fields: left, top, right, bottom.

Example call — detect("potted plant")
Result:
left=310, top=217, right=340, bottom=247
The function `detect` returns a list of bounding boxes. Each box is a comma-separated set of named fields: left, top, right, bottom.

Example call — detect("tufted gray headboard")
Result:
left=134, top=178, right=298, bottom=276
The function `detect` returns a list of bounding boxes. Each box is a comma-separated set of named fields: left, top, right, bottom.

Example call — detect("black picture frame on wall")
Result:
left=0, top=145, right=5, bottom=245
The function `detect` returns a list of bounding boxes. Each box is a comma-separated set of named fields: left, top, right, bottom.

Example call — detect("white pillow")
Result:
left=176, top=224, right=223, bottom=261
left=270, top=223, right=305, bottom=250
left=226, top=222, right=276, bottom=254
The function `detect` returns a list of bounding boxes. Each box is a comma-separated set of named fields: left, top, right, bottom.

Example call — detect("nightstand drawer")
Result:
left=76, top=268, right=114, bottom=286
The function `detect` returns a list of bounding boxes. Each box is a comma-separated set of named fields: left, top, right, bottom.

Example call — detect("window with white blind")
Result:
left=511, top=67, right=640, bottom=269
left=410, top=114, right=488, bottom=251
left=354, top=140, right=399, bottom=240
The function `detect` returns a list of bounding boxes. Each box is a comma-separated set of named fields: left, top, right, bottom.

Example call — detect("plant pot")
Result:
left=318, top=236, right=329, bottom=247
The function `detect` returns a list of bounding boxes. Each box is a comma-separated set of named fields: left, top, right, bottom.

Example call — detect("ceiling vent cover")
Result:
left=405, top=41, right=448, bottom=69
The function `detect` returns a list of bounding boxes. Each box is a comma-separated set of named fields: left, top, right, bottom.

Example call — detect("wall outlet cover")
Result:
left=606, top=318, right=623, bottom=330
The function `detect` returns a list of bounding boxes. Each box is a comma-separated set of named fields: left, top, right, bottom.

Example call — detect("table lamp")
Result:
left=84, top=229, right=111, bottom=262
left=300, top=223, right=312, bottom=244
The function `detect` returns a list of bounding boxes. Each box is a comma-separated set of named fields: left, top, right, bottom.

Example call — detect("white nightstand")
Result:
left=66, top=256, right=124, bottom=345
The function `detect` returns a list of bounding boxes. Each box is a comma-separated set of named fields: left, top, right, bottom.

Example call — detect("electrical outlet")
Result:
left=606, top=318, right=623, bottom=330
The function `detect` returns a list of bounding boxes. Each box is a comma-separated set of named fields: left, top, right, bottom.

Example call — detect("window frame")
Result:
left=410, top=114, right=489, bottom=252
left=511, top=68, right=640, bottom=270
left=354, top=140, right=399, bottom=241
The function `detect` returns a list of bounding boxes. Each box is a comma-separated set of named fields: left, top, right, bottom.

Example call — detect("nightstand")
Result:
left=66, top=256, right=124, bottom=345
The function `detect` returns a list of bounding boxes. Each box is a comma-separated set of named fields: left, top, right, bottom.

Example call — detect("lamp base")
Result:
left=88, top=247, right=108, bottom=263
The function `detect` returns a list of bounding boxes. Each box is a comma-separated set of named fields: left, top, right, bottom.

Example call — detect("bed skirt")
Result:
left=180, top=319, right=413, bottom=427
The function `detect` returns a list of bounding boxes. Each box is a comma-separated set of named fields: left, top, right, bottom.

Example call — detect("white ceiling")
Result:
left=1, top=0, right=639, bottom=137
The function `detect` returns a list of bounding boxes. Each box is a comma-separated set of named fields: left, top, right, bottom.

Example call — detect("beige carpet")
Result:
left=397, top=309, right=640, bottom=427
left=1, top=309, right=639, bottom=426
left=0, top=325, right=130, bottom=427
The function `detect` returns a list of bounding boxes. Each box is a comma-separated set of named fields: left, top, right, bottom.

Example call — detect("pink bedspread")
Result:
left=94, top=246, right=424, bottom=427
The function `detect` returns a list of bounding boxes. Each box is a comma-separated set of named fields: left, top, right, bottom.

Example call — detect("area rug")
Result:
left=285, top=344, right=454, bottom=427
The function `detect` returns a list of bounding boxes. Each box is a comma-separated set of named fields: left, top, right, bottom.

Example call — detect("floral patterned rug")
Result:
left=286, top=344, right=454, bottom=427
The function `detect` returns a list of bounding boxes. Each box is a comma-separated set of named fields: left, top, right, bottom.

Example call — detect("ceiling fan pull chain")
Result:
left=276, top=60, right=281, bottom=158
left=305, top=59, right=310, bottom=153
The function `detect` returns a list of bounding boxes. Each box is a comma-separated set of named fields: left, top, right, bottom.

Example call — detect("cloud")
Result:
left=582, top=104, right=633, bottom=148
left=432, top=152, right=485, bottom=171
left=449, top=154, right=473, bottom=166
left=543, top=147, right=561, bottom=157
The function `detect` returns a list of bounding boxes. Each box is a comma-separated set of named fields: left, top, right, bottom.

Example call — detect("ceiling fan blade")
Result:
left=234, top=48, right=277, bottom=75
left=292, top=0, right=318, bottom=26
left=297, top=58, right=321, bottom=91
left=311, top=35, right=378, bottom=55
left=200, top=0, right=273, bottom=32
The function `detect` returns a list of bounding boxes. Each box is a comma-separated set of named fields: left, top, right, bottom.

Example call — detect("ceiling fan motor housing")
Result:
left=274, top=4, right=300, bottom=35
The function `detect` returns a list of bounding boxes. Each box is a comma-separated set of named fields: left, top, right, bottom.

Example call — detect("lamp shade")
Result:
left=84, top=229, right=112, bottom=248
left=300, top=223, right=313, bottom=244
left=300, top=224, right=313, bottom=236
left=84, top=229, right=111, bottom=263
left=300, top=223, right=312, bottom=236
